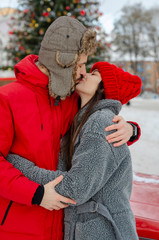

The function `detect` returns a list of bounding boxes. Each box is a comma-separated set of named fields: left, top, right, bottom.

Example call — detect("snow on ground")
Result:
left=120, top=97, right=159, bottom=175
left=0, top=70, right=15, bottom=77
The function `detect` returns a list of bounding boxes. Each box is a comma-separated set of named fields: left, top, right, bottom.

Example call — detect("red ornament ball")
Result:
left=95, top=26, right=101, bottom=31
left=19, top=46, right=25, bottom=51
left=15, top=57, right=19, bottom=61
left=65, top=6, right=70, bottom=11
left=42, top=12, right=50, bottom=17
left=80, top=10, right=86, bottom=16
left=23, top=9, right=29, bottom=14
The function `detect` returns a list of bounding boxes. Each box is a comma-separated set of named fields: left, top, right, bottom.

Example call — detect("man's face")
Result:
left=76, top=54, right=88, bottom=82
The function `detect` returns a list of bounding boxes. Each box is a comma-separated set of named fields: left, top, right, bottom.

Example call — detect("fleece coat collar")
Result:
left=77, top=99, right=122, bottom=124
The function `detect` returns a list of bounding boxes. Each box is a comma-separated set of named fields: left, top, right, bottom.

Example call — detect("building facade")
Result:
left=113, top=61, right=159, bottom=94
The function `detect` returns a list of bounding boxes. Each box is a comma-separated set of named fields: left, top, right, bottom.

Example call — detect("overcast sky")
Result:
left=99, top=0, right=159, bottom=33
left=1, top=0, right=159, bottom=33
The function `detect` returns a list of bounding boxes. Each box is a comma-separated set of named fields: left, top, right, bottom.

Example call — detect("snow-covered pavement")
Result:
left=120, top=98, right=159, bottom=175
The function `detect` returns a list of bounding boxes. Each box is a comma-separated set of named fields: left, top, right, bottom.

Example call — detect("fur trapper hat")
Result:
left=39, top=16, right=97, bottom=99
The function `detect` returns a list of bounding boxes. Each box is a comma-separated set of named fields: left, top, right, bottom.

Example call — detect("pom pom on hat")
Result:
left=91, top=62, right=142, bottom=105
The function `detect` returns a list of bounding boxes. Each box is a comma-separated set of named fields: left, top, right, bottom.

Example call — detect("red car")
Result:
left=131, top=172, right=159, bottom=240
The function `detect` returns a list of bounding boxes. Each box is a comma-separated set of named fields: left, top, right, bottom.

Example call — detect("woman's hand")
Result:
left=40, top=175, right=76, bottom=211
left=105, top=115, right=133, bottom=147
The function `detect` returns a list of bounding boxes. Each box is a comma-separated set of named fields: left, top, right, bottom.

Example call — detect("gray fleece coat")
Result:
left=7, top=99, right=138, bottom=240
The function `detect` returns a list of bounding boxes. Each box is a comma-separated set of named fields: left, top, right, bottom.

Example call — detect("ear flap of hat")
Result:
left=48, top=52, right=78, bottom=99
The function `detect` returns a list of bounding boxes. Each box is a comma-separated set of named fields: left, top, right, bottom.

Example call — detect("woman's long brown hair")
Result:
left=61, top=81, right=105, bottom=170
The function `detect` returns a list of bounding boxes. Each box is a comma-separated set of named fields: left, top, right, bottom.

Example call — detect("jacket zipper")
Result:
left=1, top=200, right=13, bottom=226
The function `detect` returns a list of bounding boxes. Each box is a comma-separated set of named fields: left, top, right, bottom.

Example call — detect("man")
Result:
left=0, top=16, right=140, bottom=240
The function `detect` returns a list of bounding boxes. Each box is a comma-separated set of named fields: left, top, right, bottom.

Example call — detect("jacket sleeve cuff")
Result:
left=32, top=185, right=44, bottom=205
left=127, top=121, right=141, bottom=146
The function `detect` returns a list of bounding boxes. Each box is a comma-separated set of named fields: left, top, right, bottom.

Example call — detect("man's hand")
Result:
left=40, top=175, right=76, bottom=211
left=105, top=115, right=133, bottom=147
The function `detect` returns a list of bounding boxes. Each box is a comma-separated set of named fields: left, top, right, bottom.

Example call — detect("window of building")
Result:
left=146, top=63, right=151, bottom=70
left=146, top=73, right=151, bottom=79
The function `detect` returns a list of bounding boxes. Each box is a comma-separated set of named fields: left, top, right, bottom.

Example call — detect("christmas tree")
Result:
left=4, top=0, right=110, bottom=70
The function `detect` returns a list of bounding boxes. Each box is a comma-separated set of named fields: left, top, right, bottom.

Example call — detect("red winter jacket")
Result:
left=0, top=55, right=78, bottom=240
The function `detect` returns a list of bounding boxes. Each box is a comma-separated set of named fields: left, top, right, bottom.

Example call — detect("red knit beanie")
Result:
left=91, top=62, right=142, bottom=105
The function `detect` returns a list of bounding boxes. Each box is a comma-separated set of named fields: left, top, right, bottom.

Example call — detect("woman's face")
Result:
left=76, top=69, right=102, bottom=98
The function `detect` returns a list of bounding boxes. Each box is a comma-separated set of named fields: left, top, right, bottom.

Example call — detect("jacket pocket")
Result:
left=75, top=217, right=116, bottom=240
left=1, top=200, right=13, bottom=226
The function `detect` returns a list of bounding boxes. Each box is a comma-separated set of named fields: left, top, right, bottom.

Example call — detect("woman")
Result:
left=7, top=61, right=141, bottom=240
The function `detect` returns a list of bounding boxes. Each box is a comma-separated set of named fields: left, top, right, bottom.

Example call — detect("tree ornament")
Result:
left=95, top=26, right=101, bottom=31
left=26, top=49, right=31, bottom=54
left=63, top=11, right=68, bottom=15
left=23, top=9, right=29, bottom=14
left=15, top=57, right=19, bottom=61
left=42, top=12, right=50, bottom=17
left=47, top=8, right=51, bottom=12
left=19, top=46, right=25, bottom=51
left=32, top=19, right=36, bottom=24
left=35, top=23, right=39, bottom=28
left=80, top=10, right=86, bottom=16
left=39, top=29, right=44, bottom=35
left=39, top=28, right=44, bottom=35
left=31, top=13, right=35, bottom=18
left=47, top=18, right=51, bottom=22
left=57, top=12, right=61, bottom=16
left=9, top=31, right=14, bottom=35
left=66, top=6, right=70, bottom=11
